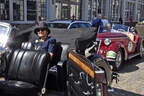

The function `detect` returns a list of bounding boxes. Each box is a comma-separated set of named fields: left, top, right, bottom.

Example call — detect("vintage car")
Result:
left=47, top=20, right=92, bottom=29
left=0, top=22, right=117, bottom=96
left=94, top=24, right=144, bottom=70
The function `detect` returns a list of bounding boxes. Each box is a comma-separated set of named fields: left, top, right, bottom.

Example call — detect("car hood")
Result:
left=96, top=32, right=127, bottom=39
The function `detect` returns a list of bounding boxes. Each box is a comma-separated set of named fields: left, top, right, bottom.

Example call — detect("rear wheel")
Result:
left=114, top=49, right=123, bottom=71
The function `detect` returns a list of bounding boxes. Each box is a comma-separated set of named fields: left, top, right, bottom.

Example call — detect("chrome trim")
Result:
left=106, top=59, right=116, bottom=62
left=128, top=53, right=140, bottom=60
left=86, top=74, right=94, bottom=87
left=97, top=37, right=128, bottom=40
left=82, top=91, right=91, bottom=95
left=97, top=40, right=101, bottom=54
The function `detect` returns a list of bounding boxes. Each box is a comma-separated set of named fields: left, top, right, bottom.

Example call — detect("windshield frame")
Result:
left=112, top=24, right=130, bottom=32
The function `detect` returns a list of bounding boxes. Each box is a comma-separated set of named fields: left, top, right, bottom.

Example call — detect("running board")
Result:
left=128, top=53, right=140, bottom=60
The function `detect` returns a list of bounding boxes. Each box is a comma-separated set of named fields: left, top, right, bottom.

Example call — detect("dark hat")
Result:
left=34, top=22, right=50, bottom=34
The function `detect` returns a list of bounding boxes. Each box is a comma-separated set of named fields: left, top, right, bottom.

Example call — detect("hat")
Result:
left=34, top=22, right=50, bottom=35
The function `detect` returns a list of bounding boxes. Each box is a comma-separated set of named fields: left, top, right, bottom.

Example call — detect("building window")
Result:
left=27, top=0, right=36, bottom=21
left=92, top=0, right=97, bottom=19
left=38, top=0, right=47, bottom=20
left=140, top=5, right=144, bottom=21
left=13, top=0, right=24, bottom=21
left=97, top=0, right=103, bottom=14
left=0, top=0, right=9, bottom=20
left=70, top=0, right=80, bottom=20
left=111, top=0, right=121, bottom=21
left=125, top=2, right=135, bottom=21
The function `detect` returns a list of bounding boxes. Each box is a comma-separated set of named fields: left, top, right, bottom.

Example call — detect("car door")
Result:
left=67, top=51, right=96, bottom=96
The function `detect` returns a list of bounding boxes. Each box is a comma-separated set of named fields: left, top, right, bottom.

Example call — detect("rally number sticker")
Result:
left=128, top=41, right=133, bottom=52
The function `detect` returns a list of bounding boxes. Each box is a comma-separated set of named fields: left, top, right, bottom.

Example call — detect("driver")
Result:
left=31, top=22, right=56, bottom=60
left=103, top=23, right=116, bottom=33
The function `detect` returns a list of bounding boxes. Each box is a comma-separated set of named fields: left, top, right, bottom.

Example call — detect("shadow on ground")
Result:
left=118, top=57, right=144, bottom=73
left=109, top=88, right=143, bottom=96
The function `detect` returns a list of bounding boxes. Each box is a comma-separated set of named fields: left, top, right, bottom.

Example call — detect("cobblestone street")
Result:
left=110, top=57, right=144, bottom=96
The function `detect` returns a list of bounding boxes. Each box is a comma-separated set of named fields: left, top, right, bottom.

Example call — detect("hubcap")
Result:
left=115, top=51, right=122, bottom=68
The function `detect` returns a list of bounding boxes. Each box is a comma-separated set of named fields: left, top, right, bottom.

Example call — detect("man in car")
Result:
left=103, top=23, right=116, bottom=33
left=31, top=22, right=56, bottom=60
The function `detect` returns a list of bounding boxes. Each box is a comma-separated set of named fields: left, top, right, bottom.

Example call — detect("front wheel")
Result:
left=114, top=49, right=123, bottom=71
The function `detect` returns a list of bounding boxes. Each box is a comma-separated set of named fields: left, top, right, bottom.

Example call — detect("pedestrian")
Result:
left=92, top=14, right=103, bottom=32
left=130, top=16, right=133, bottom=26
left=31, top=21, right=56, bottom=60
left=119, top=17, right=123, bottom=24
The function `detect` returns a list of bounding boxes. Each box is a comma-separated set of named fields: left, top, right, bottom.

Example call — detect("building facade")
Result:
left=0, top=0, right=144, bottom=24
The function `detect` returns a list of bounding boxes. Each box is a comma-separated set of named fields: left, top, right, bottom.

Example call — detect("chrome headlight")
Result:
left=104, top=38, right=111, bottom=46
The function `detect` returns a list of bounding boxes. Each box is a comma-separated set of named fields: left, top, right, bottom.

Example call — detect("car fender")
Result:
left=106, top=42, right=128, bottom=60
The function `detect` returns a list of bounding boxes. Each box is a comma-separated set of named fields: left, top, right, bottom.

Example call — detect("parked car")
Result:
left=0, top=22, right=116, bottom=96
left=94, top=24, right=144, bottom=70
left=47, top=20, right=92, bottom=29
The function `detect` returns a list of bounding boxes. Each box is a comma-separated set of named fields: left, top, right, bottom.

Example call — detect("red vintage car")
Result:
left=95, top=24, right=144, bottom=70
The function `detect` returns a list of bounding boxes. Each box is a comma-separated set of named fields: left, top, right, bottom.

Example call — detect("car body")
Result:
left=47, top=20, right=92, bottom=29
left=95, top=24, right=144, bottom=70
left=0, top=22, right=116, bottom=96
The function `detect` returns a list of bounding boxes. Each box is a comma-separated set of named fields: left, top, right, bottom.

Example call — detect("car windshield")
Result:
left=112, top=24, right=129, bottom=32
left=47, top=23, right=69, bottom=28
left=0, top=25, right=9, bottom=35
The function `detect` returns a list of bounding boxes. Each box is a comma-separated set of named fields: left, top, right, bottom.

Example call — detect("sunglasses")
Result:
left=35, top=28, right=47, bottom=33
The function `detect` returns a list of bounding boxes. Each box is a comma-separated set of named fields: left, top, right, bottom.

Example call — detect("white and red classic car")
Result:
left=95, top=24, right=144, bottom=70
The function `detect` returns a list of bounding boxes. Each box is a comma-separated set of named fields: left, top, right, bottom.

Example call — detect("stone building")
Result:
left=0, top=0, right=144, bottom=24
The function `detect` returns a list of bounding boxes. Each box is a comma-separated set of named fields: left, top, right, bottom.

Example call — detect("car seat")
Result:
left=0, top=49, right=50, bottom=96
left=21, top=42, right=70, bottom=91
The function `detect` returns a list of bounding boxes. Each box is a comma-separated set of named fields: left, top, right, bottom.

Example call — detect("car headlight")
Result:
left=104, top=38, right=111, bottom=46
left=0, top=35, right=8, bottom=48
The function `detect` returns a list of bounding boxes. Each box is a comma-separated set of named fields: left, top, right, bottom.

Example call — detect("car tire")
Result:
left=114, top=49, right=124, bottom=71
left=139, top=41, right=144, bottom=58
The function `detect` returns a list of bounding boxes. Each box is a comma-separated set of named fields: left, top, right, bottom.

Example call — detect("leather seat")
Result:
left=21, top=42, right=70, bottom=91
left=21, top=41, right=32, bottom=49
left=0, top=49, right=50, bottom=95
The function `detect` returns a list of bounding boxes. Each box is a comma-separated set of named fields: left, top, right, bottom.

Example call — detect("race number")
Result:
left=128, top=41, right=133, bottom=52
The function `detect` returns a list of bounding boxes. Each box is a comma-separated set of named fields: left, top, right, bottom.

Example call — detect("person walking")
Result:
left=92, top=14, right=103, bottom=32
left=119, top=17, right=123, bottom=24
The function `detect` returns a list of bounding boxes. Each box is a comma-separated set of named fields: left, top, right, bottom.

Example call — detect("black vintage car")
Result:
left=0, top=22, right=117, bottom=96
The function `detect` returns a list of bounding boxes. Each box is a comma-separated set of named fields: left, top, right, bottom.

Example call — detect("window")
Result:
left=48, top=23, right=69, bottom=28
left=79, top=23, right=88, bottom=28
left=27, top=0, right=36, bottom=21
left=0, top=0, right=9, bottom=20
left=125, top=2, right=135, bottom=21
left=70, top=23, right=79, bottom=28
left=38, top=0, right=48, bottom=20
left=111, top=0, right=121, bottom=21
left=13, top=0, right=24, bottom=21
